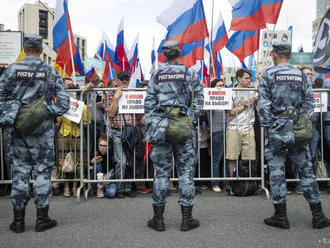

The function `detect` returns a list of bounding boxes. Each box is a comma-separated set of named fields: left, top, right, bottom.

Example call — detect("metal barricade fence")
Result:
left=82, top=87, right=269, bottom=201
left=284, top=88, right=330, bottom=190
left=1, top=87, right=329, bottom=202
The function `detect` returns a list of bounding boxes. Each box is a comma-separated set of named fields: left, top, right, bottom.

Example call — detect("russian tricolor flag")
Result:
left=157, top=38, right=166, bottom=65
left=260, top=0, right=283, bottom=24
left=151, top=37, right=156, bottom=66
left=229, top=0, right=266, bottom=31
left=95, top=33, right=118, bottom=83
left=211, top=12, right=228, bottom=70
left=114, top=18, right=130, bottom=72
left=215, top=52, right=223, bottom=79
left=157, top=0, right=209, bottom=67
left=226, top=30, right=260, bottom=62
left=85, top=67, right=96, bottom=80
left=53, top=0, right=84, bottom=76
left=128, top=34, right=139, bottom=76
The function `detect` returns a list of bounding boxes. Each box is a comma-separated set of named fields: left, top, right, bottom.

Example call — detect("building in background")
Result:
left=17, top=1, right=87, bottom=65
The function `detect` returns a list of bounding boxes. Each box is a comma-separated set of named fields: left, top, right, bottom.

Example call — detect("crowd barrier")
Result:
left=0, top=88, right=329, bottom=202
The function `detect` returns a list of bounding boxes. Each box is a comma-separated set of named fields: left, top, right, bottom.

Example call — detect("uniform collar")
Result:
left=24, top=56, right=42, bottom=62
left=168, top=61, right=183, bottom=66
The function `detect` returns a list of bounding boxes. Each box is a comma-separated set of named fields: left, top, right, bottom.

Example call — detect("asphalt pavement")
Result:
left=1, top=190, right=330, bottom=248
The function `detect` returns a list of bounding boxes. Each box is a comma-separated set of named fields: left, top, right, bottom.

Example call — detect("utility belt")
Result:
left=158, top=107, right=187, bottom=117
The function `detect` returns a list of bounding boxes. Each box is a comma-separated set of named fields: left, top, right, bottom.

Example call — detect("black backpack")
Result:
left=231, top=160, right=259, bottom=196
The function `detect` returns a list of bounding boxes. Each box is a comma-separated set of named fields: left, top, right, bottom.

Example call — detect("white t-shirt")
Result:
left=226, top=89, right=256, bottom=131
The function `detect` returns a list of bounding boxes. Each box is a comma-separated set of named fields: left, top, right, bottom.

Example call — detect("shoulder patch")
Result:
left=275, top=74, right=302, bottom=84
left=157, top=72, right=186, bottom=83
left=15, top=70, right=47, bottom=80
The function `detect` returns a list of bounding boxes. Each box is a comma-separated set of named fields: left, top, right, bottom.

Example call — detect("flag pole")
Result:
left=68, top=30, right=76, bottom=81
left=109, top=62, right=113, bottom=79
left=63, top=65, right=66, bottom=78
left=209, top=0, right=216, bottom=78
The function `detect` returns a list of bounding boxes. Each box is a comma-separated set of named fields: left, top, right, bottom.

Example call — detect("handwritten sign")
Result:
left=71, top=76, right=85, bottom=86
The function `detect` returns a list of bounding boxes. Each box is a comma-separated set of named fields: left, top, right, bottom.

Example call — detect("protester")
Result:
left=144, top=40, right=204, bottom=232
left=226, top=69, right=257, bottom=187
left=258, top=42, right=330, bottom=229
left=58, top=78, right=90, bottom=197
left=135, top=81, right=152, bottom=194
left=86, top=75, right=106, bottom=158
left=90, top=133, right=116, bottom=198
left=322, top=76, right=330, bottom=194
left=106, top=71, right=135, bottom=198
left=208, top=78, right=227, bottom=192
left=0, top=34, right=70, bottom=233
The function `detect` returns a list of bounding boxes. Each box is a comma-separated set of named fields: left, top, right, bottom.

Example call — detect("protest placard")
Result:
left=313, top=92, right=328, bottom=112
left=72, top=76, right=85, bottom=86
left=63, top=98, right=84, bottom=124
left=203, top=88, right=233, bottom=110
left=118, top=91, right=146, bottom=114
left=0, top=31, right=22, bottom=66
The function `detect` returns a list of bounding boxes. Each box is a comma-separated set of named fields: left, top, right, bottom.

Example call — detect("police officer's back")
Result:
left=258, top=42, right=330, bottom=230
left=144, top=40, right=204, bottom=232
left=0, top=34, right=70, bottom=233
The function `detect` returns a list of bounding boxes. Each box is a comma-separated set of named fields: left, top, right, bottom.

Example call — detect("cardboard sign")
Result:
left=84, top=57, right=106, bottom=72
left=289, top=53, right=314, bottom=65
left=313, top=92, right=328, bottom=112
left=203, top=88, right=233, bottom=110
left=72, top=76, right=85, bottom=86
left=63, top=98, right=84, bottom=124
left=118, top=91, right=146, bottom=114
left=0, top=31, right=22, bottom=66
left=259, top=29, right=291, bottom=71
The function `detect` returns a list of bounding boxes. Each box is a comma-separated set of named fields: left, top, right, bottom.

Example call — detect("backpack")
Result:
left=231, top=160, right=259, bottom=196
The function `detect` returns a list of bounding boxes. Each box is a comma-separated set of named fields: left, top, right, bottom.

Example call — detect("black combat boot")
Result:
left=180, top=205, right=199, bottom=231
left=310, top=202, right=330, bottom=229
left=9, top=208, right=25, bottom=233
left=35, top=206, right=57, bottom=232
left=147, top=204, right=165, bottom=231
left=264, top=203, right=290, bottom=229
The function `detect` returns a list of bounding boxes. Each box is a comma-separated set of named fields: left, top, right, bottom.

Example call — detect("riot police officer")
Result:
left=144, top=40, right=204, bottom=231
left=0, top=34, right=70, bottom=233
left=258, top=42, right=330, bottom=229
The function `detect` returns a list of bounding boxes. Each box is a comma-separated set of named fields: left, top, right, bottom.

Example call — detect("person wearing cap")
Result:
left=0, top=34, right=70, bottom=233
left=258, top=42, right=330, bottom=229
left=144, top=40, right=204, bottom=231
left=106, top=71, right=135, bottom=198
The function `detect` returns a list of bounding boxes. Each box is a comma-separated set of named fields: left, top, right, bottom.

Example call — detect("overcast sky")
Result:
left=1, top=0, right=316, bottom=75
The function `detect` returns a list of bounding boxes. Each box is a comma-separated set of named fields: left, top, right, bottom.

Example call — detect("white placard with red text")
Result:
left=203, top=88, right=233, bottom=110
left=313, top=92, right=328, bottom=112
left=63, top=98, right=84, bottom=124
left=119, top=91, right=146, bottom=114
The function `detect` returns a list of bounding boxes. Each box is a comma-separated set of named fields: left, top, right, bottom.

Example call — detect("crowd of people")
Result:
left=1, top=63, right=330, bottom=200
left=2, top=65, right=329, bottom=199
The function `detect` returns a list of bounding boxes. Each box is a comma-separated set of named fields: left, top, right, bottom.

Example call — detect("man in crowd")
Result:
left=0, top=34, right=70, bottom=233
left=323, top=73, right=330, bottom=194
left=86, top=75, right=106, bottom=158
left=258, top=42, right=330, bottom=229
left=144, top=40, right=204, bottom=232
left=226, top=69, right=257, bottom=187
left=106, top=71, right=135, bottom=198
